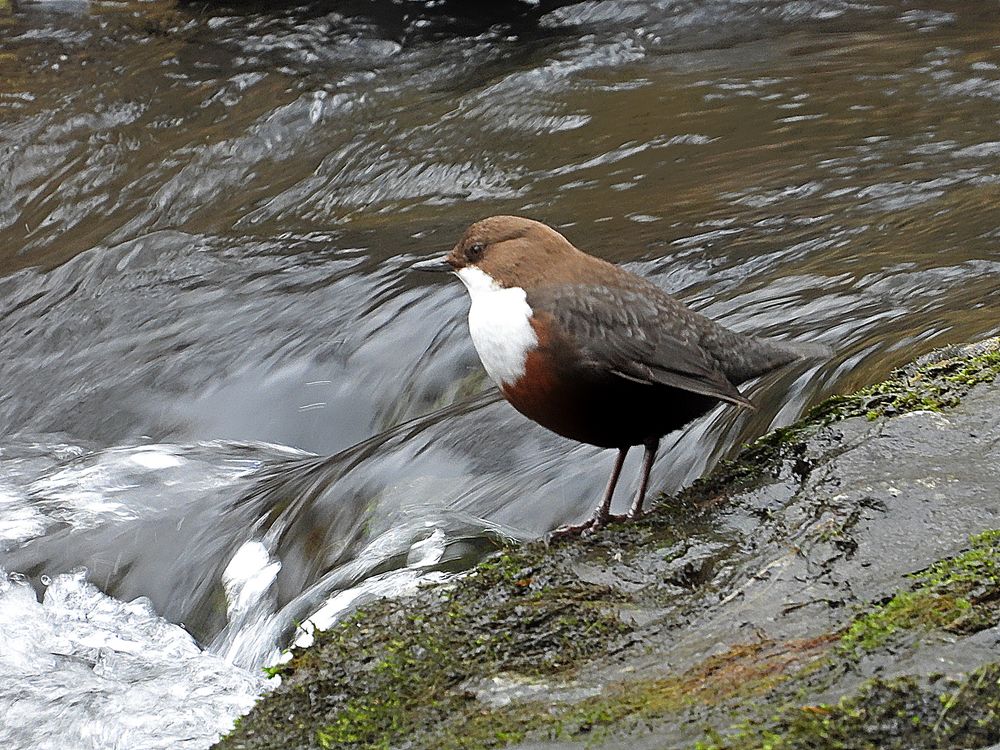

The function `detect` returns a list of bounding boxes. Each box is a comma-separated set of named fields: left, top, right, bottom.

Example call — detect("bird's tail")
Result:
left=760, top=337, right=833, bottom=362
left=724, top=335, right=832, bottom=384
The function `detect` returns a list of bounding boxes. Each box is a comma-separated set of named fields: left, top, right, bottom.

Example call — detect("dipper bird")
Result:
left=414, top=216, right=826, bottom=535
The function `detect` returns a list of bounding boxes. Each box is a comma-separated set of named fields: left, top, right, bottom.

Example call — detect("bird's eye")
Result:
left=467, top=243, right=485, bottom=261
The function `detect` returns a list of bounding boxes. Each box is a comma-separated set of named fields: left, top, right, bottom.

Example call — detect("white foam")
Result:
left=0, top=570, right=268, bottom=750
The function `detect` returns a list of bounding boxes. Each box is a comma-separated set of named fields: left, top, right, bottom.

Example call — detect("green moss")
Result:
left=922, top=529, right=1000, bottom=590
left=804, top=346, right=1000, bottom=426
left=841, top=530, right=1000, bottom=653
left=415, top=642, right=810, bottom=748
left=474, top=548, right=534, bottom=586
left=697, top=663, right=1000, bottom=750
left=217, top=543, right=629, bottom=750
left=840, top=590, right=971, bottom=651
left=315, top=696, right=403, bottom=747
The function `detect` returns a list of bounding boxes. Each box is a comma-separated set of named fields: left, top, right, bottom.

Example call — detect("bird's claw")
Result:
left=546, top=512, right=629, bottom=542
left=626, top=505, right=647, bottom=521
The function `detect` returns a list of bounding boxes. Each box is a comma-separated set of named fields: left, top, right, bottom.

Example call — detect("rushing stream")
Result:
left=2, top=0, right=999, bottom=747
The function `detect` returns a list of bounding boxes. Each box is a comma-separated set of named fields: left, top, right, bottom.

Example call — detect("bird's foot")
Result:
left=546, top=512, right=628, bottom=542
left=625, top=505, right=647, bottom=521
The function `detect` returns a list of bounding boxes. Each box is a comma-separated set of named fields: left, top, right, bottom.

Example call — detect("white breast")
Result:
left=456, top=266, right=537, bottom=387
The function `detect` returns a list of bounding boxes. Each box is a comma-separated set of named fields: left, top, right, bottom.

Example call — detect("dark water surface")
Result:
left=1, top=0, right=999, bottom=746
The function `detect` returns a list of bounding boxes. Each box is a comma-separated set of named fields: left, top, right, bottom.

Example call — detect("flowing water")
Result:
left=1, top=0, right=999, bottom=746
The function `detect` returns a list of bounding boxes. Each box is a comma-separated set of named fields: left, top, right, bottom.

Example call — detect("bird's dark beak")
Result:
left=411, top=256, right=453, bottom=273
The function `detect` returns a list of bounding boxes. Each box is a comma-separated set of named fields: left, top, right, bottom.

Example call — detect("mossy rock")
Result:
left=217, top=338, right=1000, bottom=750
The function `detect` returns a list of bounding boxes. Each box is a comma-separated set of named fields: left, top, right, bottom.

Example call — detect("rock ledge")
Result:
left=217, top=338, right=1000, bottom=750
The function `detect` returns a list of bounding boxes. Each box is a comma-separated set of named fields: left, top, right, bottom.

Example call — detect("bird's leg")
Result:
left=627, top=438, right=659, bottom=520
left=593, top=446, right=628, bottom=526
left=548, top=447, right=628, bottom=539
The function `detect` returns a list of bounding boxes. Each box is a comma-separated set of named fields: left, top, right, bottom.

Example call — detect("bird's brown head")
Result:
left=444, top=216, right=581, bottom=289
left=412, top=215, right=628, bottom=290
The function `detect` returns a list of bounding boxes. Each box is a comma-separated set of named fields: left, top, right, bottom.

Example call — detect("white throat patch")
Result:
left=456, top=266, right=537, bottom=387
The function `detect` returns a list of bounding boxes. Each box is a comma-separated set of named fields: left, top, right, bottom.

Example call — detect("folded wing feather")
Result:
left=527, top=284, right=754, bottom=409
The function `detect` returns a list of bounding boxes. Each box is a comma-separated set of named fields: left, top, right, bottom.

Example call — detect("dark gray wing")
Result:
left=528, top=284, right=753, bottom=408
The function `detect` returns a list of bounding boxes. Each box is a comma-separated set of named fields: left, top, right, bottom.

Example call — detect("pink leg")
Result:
left=627, top=439, right=659, bottom=519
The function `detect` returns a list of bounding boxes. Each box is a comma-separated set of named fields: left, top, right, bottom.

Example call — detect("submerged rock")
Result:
left=216, top=338, right=1000, bottom=750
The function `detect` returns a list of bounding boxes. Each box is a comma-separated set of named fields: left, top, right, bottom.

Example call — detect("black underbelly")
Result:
left=504, top=373, right=721, bottom=449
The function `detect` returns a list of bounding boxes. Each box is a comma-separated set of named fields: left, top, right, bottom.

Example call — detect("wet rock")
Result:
left=216, top=337, right=1000, bottom=750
